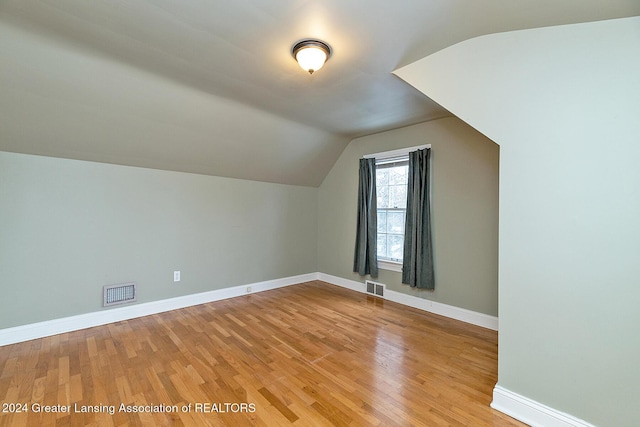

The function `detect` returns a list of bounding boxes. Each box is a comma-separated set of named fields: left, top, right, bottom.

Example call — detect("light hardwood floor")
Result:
left=0, top=281, right=525, bottom=426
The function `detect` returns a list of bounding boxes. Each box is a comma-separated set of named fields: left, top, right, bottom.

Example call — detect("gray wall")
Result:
left=1, top=118, right=500, bottom=330
left=318, top=117, right=499, bottom=316
left=395, top=17, right=640, bottom=427
left=0, top=151, right=318, bottom=329
left=494, top=21, right=640, bottom=427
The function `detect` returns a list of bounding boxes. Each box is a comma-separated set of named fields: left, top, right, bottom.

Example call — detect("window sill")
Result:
left=378, top=260, right=402, bottom=272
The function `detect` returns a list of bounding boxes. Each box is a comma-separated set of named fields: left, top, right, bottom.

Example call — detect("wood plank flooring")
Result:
left=0, top=281, right=525, bottom=426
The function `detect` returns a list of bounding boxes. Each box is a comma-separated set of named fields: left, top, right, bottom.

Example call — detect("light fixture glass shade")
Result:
left=296, top=47, right=327, bottom=74
left=292, top=40, right=331, bottom=74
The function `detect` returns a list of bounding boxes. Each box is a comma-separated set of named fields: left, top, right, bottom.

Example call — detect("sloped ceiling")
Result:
left=1, top=0, right=638, bottom=186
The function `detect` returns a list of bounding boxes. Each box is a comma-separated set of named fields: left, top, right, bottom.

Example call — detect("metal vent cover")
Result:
left=365, top=280, right=385, bottom=298
left=103, top=282, right=137, bottom=307
left=366, top=281, right=375, bottom=294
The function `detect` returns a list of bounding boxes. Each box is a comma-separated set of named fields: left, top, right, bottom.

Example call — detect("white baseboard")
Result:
left=1, top=272, right=497, bottom=346
left=0, top=273, right=317, bottom=346
left=317, top=273, right=498, bottom=330
left=491, top=386, right=597, bottom=427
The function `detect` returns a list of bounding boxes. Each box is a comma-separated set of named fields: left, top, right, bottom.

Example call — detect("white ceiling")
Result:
left=1, top=0, right=638, bottom=186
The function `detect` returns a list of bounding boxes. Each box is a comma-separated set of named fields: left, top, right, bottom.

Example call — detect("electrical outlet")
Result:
left=246, top=286, right=252, bottom=293
left=174, top=271, right=181, bottom=282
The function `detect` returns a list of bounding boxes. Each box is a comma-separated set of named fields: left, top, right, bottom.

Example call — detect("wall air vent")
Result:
left=366, top=281, right=375, bottom=294
left=365, top=280, right=385, bottom=298
left=103, top=282, right=137, bottom=307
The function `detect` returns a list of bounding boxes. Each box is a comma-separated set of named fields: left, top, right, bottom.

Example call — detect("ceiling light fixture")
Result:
left=291, top=39, right=332, bottom=75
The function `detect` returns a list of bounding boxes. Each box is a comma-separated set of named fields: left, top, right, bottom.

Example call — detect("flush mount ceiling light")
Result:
left=291, top=39, right=332, bottom=74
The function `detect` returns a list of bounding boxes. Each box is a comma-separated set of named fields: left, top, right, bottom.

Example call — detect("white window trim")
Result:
left=365, top=144, right=430, bottom=273
left=379, top=259, right=403, bottom=273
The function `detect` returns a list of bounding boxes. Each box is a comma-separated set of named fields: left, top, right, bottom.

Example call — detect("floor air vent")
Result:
left=103, top=282, right=137, bottom=307
left=365, top=280, right=385, bottom=297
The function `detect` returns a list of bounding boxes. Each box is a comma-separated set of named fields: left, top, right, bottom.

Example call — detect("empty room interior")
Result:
left=1, top=1, right=639, bottom=426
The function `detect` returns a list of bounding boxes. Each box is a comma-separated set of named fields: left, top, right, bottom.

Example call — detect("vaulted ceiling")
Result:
left=1, top=1, right=638, bottom=186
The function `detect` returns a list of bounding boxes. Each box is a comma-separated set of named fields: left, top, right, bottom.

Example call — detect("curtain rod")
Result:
left=362, top=144, right=430, bottom=159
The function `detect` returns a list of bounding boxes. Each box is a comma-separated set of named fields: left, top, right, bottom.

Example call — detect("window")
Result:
left=376, top=157, right=408, bottom=264
left=362, top=144, right=430, bottom=273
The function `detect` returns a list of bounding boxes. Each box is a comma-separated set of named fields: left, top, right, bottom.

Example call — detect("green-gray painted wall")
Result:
left=395, top=18, right=640, bottom=426
left=0, top=151, right=318, bottom=328
left=1, top=116, right=499, bottom=330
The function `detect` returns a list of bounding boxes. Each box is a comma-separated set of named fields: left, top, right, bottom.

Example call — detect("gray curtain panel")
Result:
left=402, top=148, right=435, bottom=289
left=353, top=158, right=378, bottom=277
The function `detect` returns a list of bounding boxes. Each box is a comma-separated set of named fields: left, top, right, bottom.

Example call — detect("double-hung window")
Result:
left=376, top=157, right=409, bottom=269
left=363, top=144, right=430, bottom=273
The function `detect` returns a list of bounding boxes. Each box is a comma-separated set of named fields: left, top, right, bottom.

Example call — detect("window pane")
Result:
left=376, top=168, right=388, bottom=187
left=377, top=211, right=387, bottom=234
left=387, top=211, right=405, bottom=234
left=389, top=184, right=407, bottom=209
left=377, top=185, right=389, bottom=208
left=377, top=234, right=387, bottom=258
left=375, top=158, right=408, bottom=262
left=389, top=234, right=404, bottom=260
left=389, top=165, right=407, bottom=185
